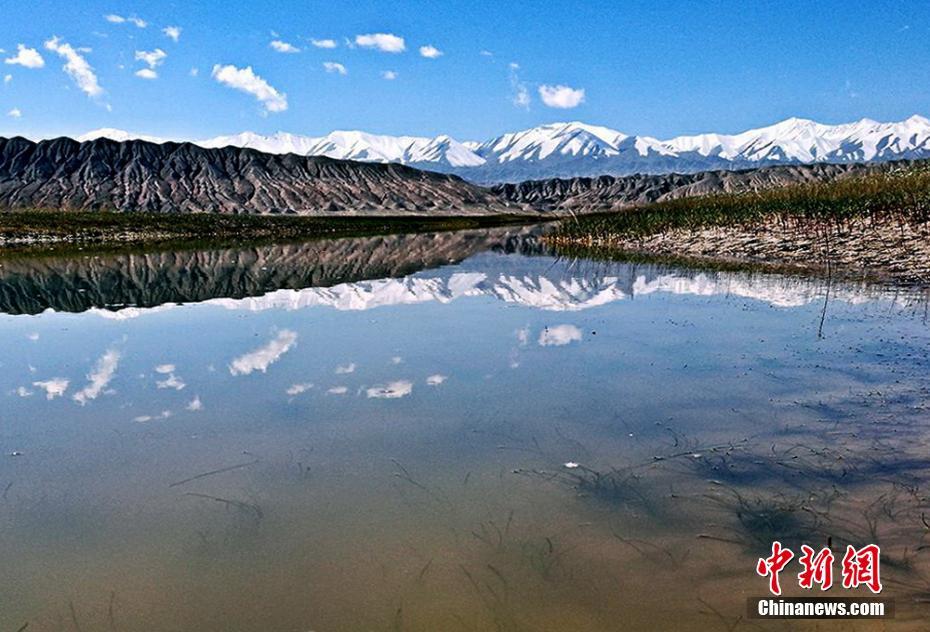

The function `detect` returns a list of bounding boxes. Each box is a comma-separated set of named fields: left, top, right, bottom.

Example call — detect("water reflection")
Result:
left=0, top=228, right=539, bottom=315
left=1, top=230, right=929, bottom=631
left=1, top=228, right=925, bottom=319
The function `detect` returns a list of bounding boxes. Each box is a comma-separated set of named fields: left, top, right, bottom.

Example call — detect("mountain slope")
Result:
left=78, top=114, right=930, bottom=183
left=491, top=161, right=893, bottom=212
left=196, top=130, right=486, bottom=171
left=0, top=137, right=523, bottom=216
left=471, top=117, right=930, bottom=182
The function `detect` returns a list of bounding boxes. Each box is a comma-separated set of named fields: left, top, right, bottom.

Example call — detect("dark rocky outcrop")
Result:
left=492, top=161, right=896, bottom=212
left=0, top=136, right=524, bottom=216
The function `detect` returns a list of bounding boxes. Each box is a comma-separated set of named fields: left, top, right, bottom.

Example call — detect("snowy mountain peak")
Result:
left=69, top=114, right=930, bottom=183
left=78, top=128, right=171, bottom=144
left=198, top=129, right=486, bottom=168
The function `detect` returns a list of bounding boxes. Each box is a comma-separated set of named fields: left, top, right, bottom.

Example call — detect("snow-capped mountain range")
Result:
left=88, top=262, right=901, bottom=321
left=76, top=115, right=930, bottom=183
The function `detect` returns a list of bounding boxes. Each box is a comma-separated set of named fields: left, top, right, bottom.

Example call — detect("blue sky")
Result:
left=1, top=0, right=928, bottom=141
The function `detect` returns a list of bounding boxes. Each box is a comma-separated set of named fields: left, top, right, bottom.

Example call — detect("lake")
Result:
left=1, top=227, right=929, bottom=631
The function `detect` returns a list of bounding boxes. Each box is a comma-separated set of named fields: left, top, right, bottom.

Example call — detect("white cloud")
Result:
left=480, top=50, right=493, bottom=57
left=270, top=39, right=300, bottom=54
left=156, top=373, right=185, bottom=390
left=381, top=70, right=397, bottom=80
left=355, top=33, right=405, bottom=53
left=335, top=362, right=356, bottom=374
left=44, top=37, right=103, bottom=98
left=515, top=326, right=530, bottom=346
left=154, top=364, right=175, bottom=374
left=15, top=386, right=33, bottom=397
left=426, top=374, right=447, bottom=386
left=211, top=64, right=288, bottom=113
left=186, top=396, right=203, bottom=411
left=229, top=329, right=297, bottom=375
left=4, top=74, right=11, bottom=84
left=189, top=67, right=199, bottom=77
left=286, top=382, right=314, bottom=396
left=327, top=386, right=348, bottom=395
left=134, top=410, right=171, bottom=423
left=322, top=61, right=347, bottom=75
left=105, top=14, right=147, bottom=28
left=73, top=349, right=120, bottom=404
left=5, top=44, right=45, bottom=69
left=7, top=108, right=21, bottom=118
left=390, top=356, right=403, bottom=365
left=366, top=380, right=413, bottom=399
left=538, top=84, right=585, bottom=109
left=162, top=26, right=182, bottom=42
left=135, top=48, right=166, bottom=69
left=26, top=332, right=39, bottom=341
left=33, top=378, right=69, bottom=400
left=134, top=49, right=166, bottom=79
left=538, top=324, right=583, bottom=347
left=509, top=64, right=530, bottom=109
left=419, top=45, right=443, bottom=59
left=310, top=38, right=337, bottom=49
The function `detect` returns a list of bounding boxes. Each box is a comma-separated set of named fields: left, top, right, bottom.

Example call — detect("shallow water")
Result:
left=2, top=229, right=930, bottom=631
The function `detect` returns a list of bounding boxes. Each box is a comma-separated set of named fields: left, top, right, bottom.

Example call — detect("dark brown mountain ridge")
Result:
left=0, top=136, right=919, bottom=218
left=0, top=136, right=523, bottom=216
left=490, top=161, right=901, bottom=212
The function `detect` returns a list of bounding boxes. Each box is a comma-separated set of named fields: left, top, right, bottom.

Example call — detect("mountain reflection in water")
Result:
left=1, top=229, right=929, bottom=632
left=0, top=227, right=924, bottom=317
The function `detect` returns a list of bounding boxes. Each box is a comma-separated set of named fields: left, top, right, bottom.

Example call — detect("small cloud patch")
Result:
left=538, top=325, right=582, bottom=347
left=33, top=377, right=69, bottom=400
left=538, top=84, right=585, bottom=109
left=355, top=33, right=405, bottom=53
left=5, top=44, right=44, bottom=69
left=286, top=382, right=314, bottom=396
left=322, top=61, right=347, bottom=75
left=366, top=380, right=413, bottom=399
left=270, top=40, right=300, bottom=54
left=419, top=45, right=443, bottom=59
left=229, top=329, right=297, bottom=375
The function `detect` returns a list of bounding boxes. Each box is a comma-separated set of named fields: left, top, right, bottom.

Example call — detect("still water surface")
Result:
left=1, top=229, right=929, bottom=631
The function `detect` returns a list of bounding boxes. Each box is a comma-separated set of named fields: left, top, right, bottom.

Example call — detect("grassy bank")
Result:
left=0, top=209, right=545, bottom=253
left=552, top=164, right=930, bottom=240
left=547, top=165, right=930, bottom=284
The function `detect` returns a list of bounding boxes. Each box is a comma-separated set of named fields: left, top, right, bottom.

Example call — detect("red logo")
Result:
left=757, top=542, right=881, bottom=595
left=841, top=544, right=882, bottom=593
left=797, top=545, right=834, bottom=590
left=756, top=541, right=794, bottom=596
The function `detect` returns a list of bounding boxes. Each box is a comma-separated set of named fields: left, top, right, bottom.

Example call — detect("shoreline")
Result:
left=0, top=210, right=548, bottom=255
left=545, top=214, right=930, bottom=285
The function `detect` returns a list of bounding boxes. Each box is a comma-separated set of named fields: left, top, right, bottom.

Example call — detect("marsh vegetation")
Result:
left=548, top=164, right=930, bottom=283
